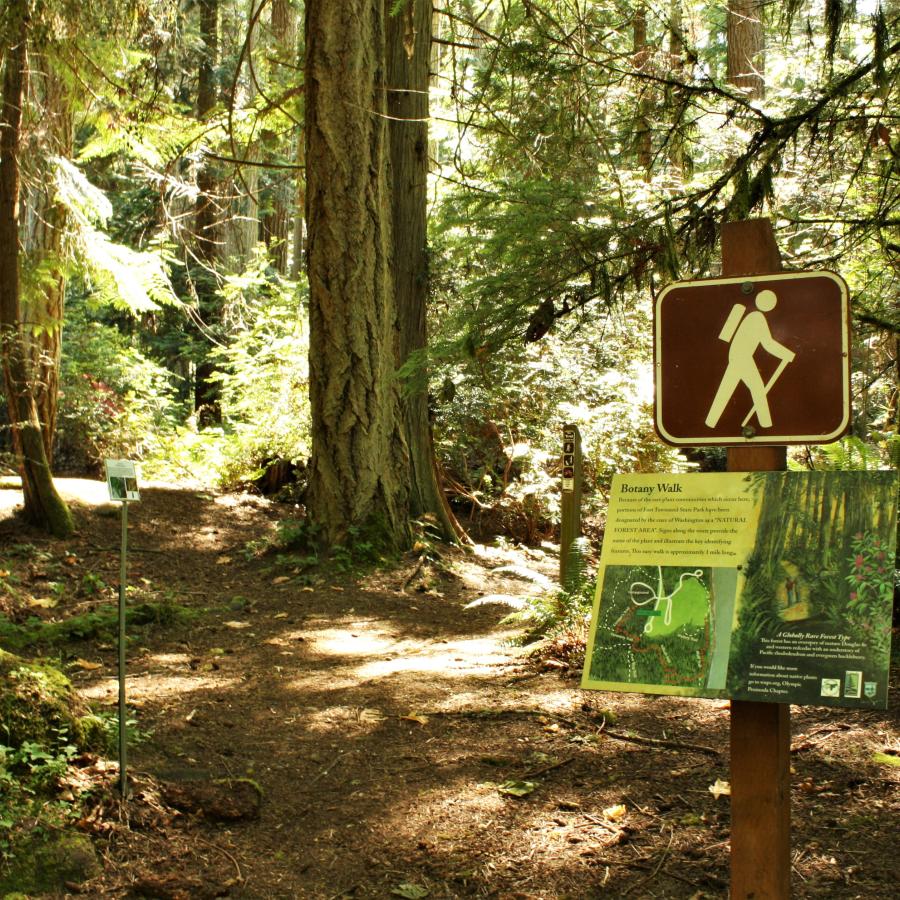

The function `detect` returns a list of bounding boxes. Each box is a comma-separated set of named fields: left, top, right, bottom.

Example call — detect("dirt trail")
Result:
left=1, top=482, right=899, bottom=898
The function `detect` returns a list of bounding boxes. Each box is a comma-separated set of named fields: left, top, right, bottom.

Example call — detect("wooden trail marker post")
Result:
left=560, top=424, right=583, bottom=590
left=722, top=219, right=790, bottom=899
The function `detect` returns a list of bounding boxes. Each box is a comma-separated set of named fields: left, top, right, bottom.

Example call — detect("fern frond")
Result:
left=52, top=156, right=113, bottom=227
left=49, top=157, right=181, bottom=313
left=79, top=227, right=180, bottom=313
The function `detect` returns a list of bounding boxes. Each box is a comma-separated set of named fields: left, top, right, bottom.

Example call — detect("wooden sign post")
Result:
left=722, top=219, right=791, bottom=899
left=560, top=424, right=583, bottom=591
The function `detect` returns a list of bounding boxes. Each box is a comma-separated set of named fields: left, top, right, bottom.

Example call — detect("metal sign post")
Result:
left=104, top=459, right=140, bottom=800
left=118, top=499, right=128, bottom=799
left=722, top=219, right=791, bottom=899
left=560, top=424, right=583, bottom=591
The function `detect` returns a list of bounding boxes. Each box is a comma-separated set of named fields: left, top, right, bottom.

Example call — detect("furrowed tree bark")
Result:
left=386, top=0, right=464, bottom=542
left=727, top=0, right=765, bottom=99
left=304, top=0, right=411, bottom=550
left=0, top=5, right=74, bottom=538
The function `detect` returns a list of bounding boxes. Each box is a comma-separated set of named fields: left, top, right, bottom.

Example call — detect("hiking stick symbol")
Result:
left=705, top=289, right=796, bottom=430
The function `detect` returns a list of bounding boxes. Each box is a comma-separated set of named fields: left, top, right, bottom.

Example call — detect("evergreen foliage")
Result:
left=0, top=0, right=895, bottom=539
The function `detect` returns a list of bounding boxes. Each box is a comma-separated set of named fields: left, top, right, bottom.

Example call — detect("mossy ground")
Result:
left=0, top=832, right=99, bottom=895
left=0, top=649, right=95, bottom=750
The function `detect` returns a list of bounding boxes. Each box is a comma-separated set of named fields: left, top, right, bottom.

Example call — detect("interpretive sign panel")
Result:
left=581, top=471, right=898, bottom=709
left=655, top=272, right=850, bottom=445
left=105, top=459, right=140, bottom=503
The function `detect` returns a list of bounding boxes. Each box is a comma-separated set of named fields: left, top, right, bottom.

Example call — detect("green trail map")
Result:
left=590, top=565, right=732, bottom=693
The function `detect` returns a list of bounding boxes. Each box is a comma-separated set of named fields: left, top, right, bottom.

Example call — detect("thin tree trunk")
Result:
left=0, top=6, right=73, bottom=537
left=727, top=0, right=765, bottom=99
left=22, top=60, right=73, bottom=458
left=633, top=7, right=652, bottom=177
left=667, top=0, right=691, bottom=178
left=261, top=0, right=295, bottom=274
left=305, top=0, right=411, bottom=549
left=290, top=136, right=305, bottom=280
left=194, top=0, right=221, bottom=417
left=386, top=0, right=464, bottom=542
left=221, top=0, right=261, bottom=273
left=196, top=0, right=220, bottom=264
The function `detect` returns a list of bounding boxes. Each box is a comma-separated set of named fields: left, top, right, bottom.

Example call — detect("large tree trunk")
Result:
left=386, top=0, right=463, bottom=542
left=304, top=0, right=411, bottom=549
left=727, top=0, right=765, bottom=99
left=0, top=6, right=73, bottom=538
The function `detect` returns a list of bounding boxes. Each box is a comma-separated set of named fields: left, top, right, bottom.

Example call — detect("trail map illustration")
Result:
left=593, top=566, right=714, bottom=689
left=582, top=472, right=898, bottom=709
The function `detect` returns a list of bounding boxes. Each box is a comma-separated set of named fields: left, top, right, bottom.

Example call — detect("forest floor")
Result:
left=1, top=480, right=899, bottom=899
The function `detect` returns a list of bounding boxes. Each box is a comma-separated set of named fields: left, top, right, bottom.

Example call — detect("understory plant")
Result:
left=56, top=301, right=184, bottom=472
left=428, top=294, right=688, bottom=539
left=846, top=532, right=895, bottom=662
left=142, top=250, right=311, bottom=488
left=504, top=538, right=596, bottom=664
left=0, top=737, right=79, bottom=865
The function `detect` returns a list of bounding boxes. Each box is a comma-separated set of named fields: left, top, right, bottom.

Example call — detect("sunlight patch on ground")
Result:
left=281, top=629, right=524, bottom=696
left=80, top=671, right=240, bottom=704
left=146, top=652, right=194, bottom=666
left=0, top=476, right=114, bottom=515
left=306, top=626, right=405, bottom=658
left=300, top=705, right=387, bottom=734
left=213, top=493, right=270, bottom=509
left=0, top=476, right=204, bottom=519
left=351, top=636, right=517, bottom=680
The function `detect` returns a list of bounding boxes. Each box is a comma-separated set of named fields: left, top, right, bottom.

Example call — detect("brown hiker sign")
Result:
left=654, top=271, right=850, bottom=445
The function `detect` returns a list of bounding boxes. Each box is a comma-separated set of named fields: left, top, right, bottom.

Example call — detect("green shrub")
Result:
left=56, top=301, right=184, bottom=472
left=429, top=301, right=688, bottom=539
